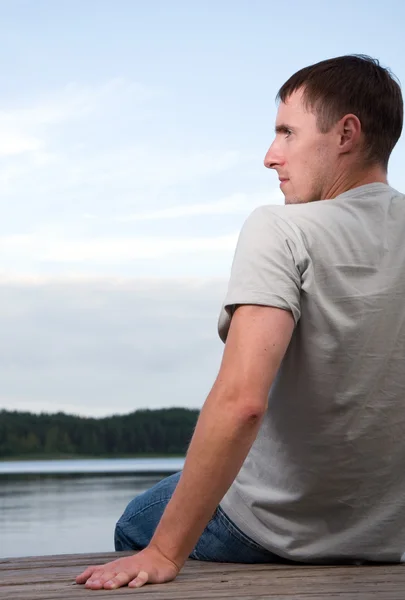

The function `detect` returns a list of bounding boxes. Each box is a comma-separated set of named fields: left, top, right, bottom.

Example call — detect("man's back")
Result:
left=218, top=182, right=405, bottom=563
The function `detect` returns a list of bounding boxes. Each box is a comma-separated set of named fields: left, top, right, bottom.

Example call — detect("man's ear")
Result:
left=338, top=114, right=362, bottom=154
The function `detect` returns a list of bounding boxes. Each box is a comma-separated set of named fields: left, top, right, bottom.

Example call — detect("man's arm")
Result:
left=150, top=304, right=295, bottom=566
left=77, top=304, right=294, bottom=590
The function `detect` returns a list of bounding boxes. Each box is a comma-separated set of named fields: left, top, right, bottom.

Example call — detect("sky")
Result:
left=1, top=0, right=405, bottom=416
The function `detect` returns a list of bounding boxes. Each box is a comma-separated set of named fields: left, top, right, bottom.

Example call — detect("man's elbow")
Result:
left=208, top=378, right=268, bottom=422
left=239, top=402, right=267, bottom=423
left=226, top=394, right=268, bottom=424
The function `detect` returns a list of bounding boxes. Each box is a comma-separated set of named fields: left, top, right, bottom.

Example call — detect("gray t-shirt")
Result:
left=218, top=183, right=405, bottom=563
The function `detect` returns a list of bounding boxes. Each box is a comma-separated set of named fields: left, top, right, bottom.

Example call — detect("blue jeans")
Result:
left=114, top=472, right=282, bottom=563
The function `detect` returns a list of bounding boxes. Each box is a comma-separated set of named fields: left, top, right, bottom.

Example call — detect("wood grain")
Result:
left=1, top=551, right=404, bottom=599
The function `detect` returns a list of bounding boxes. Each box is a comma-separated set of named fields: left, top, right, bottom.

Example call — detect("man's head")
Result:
left=264, top=55, right=403, bottom=204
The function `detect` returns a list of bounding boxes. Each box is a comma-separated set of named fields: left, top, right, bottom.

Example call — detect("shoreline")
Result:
left=0, top=456, right=185, bottom=476
left=0, top=453, right=184, bottom=461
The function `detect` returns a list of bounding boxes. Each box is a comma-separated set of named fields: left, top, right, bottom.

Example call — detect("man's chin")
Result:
left=281, top=185, right=306, bottom=205
left=281, top=187, right=299, bottom=205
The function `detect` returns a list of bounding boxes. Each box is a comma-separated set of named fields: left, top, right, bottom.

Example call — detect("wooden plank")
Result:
left=0, top=552, right=404, bottom=599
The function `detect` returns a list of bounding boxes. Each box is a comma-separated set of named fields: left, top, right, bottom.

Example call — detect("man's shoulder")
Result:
left=241, top=205, right=305, bottom=245
left=247, top=203, right=327, bottom=239
left=253, top=183, right=404, bottom=233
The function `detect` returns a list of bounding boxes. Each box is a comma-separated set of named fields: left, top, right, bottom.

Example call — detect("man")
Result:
left=77, top=54, right=405, bottom=590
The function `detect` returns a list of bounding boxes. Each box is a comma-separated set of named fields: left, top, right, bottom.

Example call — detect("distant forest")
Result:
left=0, top=408, right=199, bottom=458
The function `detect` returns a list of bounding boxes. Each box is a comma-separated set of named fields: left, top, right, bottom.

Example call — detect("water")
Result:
left=0, top=457, right=185, bottom=475
left=0, top=458, right=184, bottom=558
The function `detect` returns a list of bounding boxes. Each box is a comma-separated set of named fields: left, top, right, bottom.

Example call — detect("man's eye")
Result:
left=285, top=129, right=292, bottom=138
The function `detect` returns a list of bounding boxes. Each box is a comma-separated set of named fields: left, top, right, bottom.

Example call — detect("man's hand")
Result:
left=75, top=545, right=180, bottom=590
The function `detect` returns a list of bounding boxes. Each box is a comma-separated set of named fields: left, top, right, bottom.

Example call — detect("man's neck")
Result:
left=325, top=166, right=388, bottom=200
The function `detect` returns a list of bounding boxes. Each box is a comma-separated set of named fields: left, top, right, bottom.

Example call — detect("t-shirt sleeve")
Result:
left=218, top=206, right=302, bottom=342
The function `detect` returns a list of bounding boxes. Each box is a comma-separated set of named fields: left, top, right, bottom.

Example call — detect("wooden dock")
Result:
left=1, top=551, right=405, bottom=599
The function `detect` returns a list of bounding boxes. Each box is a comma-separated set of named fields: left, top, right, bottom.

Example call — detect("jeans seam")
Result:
left=216, top=506, right=268, bottom=553
left=115, top=522, right=141, bottom=551
left=118, top=495, right=173, bottom=525
left=190, top=547, right=206, bottom=561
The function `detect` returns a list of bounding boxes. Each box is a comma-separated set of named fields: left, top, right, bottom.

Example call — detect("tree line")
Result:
left=0, top=408, right=200, bottom=458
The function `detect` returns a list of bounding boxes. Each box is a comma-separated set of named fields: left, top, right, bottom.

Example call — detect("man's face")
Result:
left=264, top=89, right=338, bottom=204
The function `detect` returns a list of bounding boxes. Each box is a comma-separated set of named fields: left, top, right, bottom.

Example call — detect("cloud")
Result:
left=0, top=78, right=282, bottom=284
left=0, top=78, right=168, bottom=206
left=0, top=77, right=262, bottom=245
left=0, top=79, right=242, bottom=192
left=0, top=133, right=44, bottom=157
left=0, top=231, right=239, bottom=263
left=0, top=277, right=227, bottom=416
left=113, top=191, right=280, bottom=221
left=0, top=79, right=156, bottom=152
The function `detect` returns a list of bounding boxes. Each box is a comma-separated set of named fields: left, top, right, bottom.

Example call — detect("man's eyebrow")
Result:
left=275, top=123, right=294, bottom=134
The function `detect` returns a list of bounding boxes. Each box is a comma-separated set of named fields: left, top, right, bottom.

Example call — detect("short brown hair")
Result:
left=277, top=55, right=403, bottom=170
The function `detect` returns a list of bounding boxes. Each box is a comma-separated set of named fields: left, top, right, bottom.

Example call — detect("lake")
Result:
left=0, top=458, right=184, bottom=558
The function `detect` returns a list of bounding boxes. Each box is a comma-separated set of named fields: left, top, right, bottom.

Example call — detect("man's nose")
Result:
left=264, top=141, right=283, bottom=170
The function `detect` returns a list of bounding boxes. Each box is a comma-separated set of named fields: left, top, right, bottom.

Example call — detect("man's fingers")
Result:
left=103, top=571, right=132, bottom=590
left=75, top=566, right=100, bottom=584
left=84, top=569, right=118, bottom=589
left=75, top=547, right=179, bottom=590
left=128, top=570, right=149, bottom=589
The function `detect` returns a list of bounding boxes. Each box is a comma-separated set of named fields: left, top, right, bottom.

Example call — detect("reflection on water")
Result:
left=0, top=472, right=168, bottom=558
